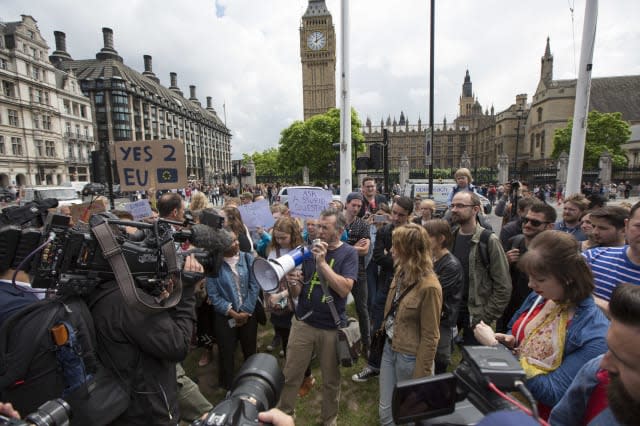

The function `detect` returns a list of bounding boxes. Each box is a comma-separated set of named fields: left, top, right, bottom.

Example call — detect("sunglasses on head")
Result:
left=522, top=217, right=549, bottom=227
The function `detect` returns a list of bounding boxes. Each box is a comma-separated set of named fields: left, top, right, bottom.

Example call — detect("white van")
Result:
left=402, top=179, right=492, bottom=215
left=21, top=186, right=83, bottom=207
left=62, top=181, right=89, bottom=196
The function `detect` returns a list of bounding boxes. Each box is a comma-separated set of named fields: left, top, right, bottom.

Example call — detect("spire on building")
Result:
left=462, top=69, right=472, bottom=98
left=399, top=111, right=406, bottom=126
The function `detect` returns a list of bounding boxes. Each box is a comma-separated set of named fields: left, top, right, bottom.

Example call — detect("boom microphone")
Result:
left=188, top=224, right=233, bottom=276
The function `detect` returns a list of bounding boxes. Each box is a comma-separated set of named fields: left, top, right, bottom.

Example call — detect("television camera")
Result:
left=0, top=200, right=228, bottom=311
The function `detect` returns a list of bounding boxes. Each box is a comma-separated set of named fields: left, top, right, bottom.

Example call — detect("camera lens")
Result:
left=229, top=353, right=284, bottom=411
left=25, top=398, right=71, bottom=426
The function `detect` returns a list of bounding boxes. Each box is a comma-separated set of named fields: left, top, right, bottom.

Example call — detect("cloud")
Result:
left=3, top=0, right=638, bottom=160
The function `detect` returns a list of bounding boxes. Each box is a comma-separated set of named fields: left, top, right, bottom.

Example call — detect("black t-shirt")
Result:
left=452, top=233, right=473, bottom=301
left=344, top=216, right=370, bottom=270
left=297, top=243, right=358, bottom=329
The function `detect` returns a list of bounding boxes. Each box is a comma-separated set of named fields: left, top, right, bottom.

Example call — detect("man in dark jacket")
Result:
left=90, top=255, right=201, bottom=425
left=352, top=196, right=413, bottom=382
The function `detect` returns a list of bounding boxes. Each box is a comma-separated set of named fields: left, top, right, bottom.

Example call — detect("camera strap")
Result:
left=92, top=220, right=182, bottom=313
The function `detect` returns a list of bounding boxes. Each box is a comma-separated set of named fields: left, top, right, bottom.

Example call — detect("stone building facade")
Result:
left=0, top=15, right=93, bottom=187
left=300, top=0, right=336, bottom=120
left=51, top=27, right=231, bottom=185
left=363, top=38, right=640, bottom=180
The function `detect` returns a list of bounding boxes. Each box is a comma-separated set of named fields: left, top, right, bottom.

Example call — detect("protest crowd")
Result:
left=1, top=168, right=640, bottom=426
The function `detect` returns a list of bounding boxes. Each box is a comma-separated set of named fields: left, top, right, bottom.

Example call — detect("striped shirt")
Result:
left=583, top=246, right=640, bottom=301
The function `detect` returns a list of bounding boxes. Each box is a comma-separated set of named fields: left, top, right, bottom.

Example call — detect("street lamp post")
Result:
left=514, top=108, right=524, bottom=180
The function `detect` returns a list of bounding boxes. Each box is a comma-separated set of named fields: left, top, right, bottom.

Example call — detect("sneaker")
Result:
left=198, top=350, right=211, bottom=367
left=266, top=335, right=281, bottom=352
left=298, top=375, right=316, bottom=397
left=351, top=366, right=379, bottom=382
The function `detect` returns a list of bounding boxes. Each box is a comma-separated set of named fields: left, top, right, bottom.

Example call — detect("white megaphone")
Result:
left=252, top=245, right=313, bottom=293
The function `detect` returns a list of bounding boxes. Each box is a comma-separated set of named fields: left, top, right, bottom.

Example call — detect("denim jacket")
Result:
left=550, top=354, right=620, bottom=426
left=507, top=292, right=610, bottom=407
left=206, top=251, right=259, bottom=316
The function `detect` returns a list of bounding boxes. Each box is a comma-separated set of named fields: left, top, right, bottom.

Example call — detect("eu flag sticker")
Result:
left=157, top=168, right=179, bottom=183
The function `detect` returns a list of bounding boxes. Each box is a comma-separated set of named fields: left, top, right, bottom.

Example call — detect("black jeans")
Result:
left=214, top=312, right=257, bottom=390
left=351, top=268, right=370, bottom=348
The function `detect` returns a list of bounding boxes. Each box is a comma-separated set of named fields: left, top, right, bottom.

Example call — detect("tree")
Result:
left=278, top=108, right=364, bottom=176
left=552, top=110, right=631, bottom=169
left=242, top=148, right=281, bottom=176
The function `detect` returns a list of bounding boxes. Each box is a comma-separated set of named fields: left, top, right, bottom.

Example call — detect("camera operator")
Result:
left=88, top=252, right=202, bottom=425
left=156, top=193, right=214, bottom=423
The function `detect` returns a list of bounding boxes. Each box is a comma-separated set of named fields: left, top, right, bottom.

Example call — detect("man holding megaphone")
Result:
left=274, top=208, right=358, bottom=426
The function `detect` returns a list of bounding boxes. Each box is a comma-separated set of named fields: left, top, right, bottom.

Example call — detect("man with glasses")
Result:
left=352, top=196, right=413, bottom=382
left=359, top=176, right=387, bottom=218
left=450, top=191, right=511, bottom=344
left=497, top=203, right=556, bottom=332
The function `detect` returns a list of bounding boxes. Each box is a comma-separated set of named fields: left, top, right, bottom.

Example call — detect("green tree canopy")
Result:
left=242, top=148, right=281, bottom=176
left=278, top=108, right=364, bottom=176
left=552, top=110, right=631, bottom=168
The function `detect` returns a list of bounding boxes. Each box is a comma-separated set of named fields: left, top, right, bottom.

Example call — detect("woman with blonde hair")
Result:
left=378, top=223, right=442, bottom=425
left=189, top=191, right=209, bottom=211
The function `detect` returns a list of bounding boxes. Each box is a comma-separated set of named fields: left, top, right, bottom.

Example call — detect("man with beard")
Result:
left=450, top=191, right=511, bottom=344
left=588, top=206, right=627, bottom=248
left=554, top=193, right=589, bottom=241
left=550, top=283, right=640, bottom=426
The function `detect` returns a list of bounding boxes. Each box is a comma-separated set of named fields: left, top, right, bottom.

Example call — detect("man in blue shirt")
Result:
left=550, top=283, right=640, bottom=426
left=554, top=192, right=589, bottom=241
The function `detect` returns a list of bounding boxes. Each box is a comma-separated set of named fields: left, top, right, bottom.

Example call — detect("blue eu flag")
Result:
left=157, top=168, right=179, bottom=183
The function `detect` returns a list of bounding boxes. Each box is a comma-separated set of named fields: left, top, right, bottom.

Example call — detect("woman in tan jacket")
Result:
left=378, top=223, right=443, bottom=425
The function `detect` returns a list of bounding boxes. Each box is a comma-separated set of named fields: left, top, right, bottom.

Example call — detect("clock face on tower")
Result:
left=307, top=31, right=326, bottom=50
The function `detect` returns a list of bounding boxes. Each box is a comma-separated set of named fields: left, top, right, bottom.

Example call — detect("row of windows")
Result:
left=0, top=135, right=24, bottom=156
left=35, top=139, right=57, bottom=157
left=63, top=99, right=88, bottom=118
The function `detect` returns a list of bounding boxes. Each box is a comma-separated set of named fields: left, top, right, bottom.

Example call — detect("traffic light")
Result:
left=356, top=157, right=370, bottom=170
left=90, top=150, right=107, bottom=183
left=370, top=143, right=383, bottom=170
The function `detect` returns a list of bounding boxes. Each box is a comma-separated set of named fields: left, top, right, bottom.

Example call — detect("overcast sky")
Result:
left=2, top=1, right=639, bottom=159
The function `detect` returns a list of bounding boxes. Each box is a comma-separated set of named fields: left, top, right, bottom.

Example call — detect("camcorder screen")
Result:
left=392, top=372, right=458, bottom=424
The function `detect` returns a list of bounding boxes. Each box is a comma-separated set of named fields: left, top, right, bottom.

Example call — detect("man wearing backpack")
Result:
left=450, top=191, right=511, bottom=345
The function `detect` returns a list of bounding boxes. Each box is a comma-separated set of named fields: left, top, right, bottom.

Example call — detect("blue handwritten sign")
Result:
left=288, top=188, right=333, bottom=219
left=238, top=199, right=275, bottom=231
left=114, top=139, right=187, bottom=191
left=124, top=199, right=154, bottom=221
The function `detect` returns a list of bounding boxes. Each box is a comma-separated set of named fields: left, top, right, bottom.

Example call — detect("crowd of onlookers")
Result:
left=2, top=168, right=640, bottom=425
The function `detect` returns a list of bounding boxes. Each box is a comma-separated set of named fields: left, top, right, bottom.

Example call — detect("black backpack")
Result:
left=0, top=295, right=129, bottom=424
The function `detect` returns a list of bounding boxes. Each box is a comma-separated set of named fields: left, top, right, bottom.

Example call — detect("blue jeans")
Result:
left=379, top=338, right=416, bottom=426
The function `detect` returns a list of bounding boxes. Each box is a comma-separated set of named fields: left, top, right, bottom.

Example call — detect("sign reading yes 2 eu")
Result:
left=114, top=139, right=188, bottom=191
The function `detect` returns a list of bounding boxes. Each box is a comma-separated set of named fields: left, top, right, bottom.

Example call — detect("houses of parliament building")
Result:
left=361, top=37, right=640, bottom=174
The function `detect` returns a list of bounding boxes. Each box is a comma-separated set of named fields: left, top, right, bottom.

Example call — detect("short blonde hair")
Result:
left=454, top=167, right=473, bottom=183
left=419, top=199, right=436, bottom=212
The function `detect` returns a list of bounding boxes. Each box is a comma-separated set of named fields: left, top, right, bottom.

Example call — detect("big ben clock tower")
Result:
left=300, top=0, right=336, bottom=120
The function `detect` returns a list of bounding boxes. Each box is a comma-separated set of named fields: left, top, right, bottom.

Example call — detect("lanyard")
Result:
left=306, top=258, right=335, bottom=301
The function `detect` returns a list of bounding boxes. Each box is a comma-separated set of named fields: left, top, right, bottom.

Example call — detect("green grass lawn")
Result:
left=183, top=304, right=462, bottom=425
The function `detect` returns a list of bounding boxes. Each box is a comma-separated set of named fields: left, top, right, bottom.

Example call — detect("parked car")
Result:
left=82, top=182, right=105, bottom=197
left=20, top=186, right=83, bottom=207
left=0, top=188, right=15, bottom=202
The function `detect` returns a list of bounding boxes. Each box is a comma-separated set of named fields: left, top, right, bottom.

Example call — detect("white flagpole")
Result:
left=565, top=0, right=598, bottom=196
